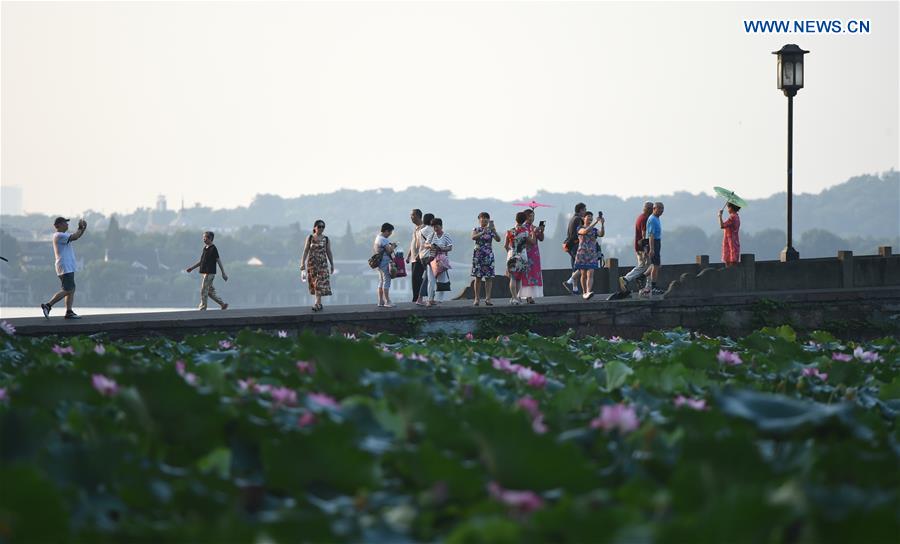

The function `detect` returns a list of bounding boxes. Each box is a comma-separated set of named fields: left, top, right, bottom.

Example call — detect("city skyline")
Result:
left=2, top=1, right=897, bottom=215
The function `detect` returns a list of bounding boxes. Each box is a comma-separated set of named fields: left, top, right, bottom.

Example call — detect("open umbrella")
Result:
left=713, top=186, right=748, bottom=209
left=512, top=200, right=554, bottom=209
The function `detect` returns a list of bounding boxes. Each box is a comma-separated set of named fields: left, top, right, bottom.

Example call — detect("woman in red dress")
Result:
left=718, top=203, right=741, bottom=267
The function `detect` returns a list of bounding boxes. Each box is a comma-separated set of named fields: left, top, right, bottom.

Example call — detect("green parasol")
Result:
left=713, top=186, right=748, bottom=209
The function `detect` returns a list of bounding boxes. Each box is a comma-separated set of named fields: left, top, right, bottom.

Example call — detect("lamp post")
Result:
left=773, top=44, right=809, bottom=262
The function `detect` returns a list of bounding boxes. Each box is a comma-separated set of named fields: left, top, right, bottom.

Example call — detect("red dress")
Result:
left=722, top=213, right=741, bottom=264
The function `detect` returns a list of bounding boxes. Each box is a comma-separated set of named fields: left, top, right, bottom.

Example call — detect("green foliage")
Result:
left=0, top=327, right=897, bottom=542
left=476, top=313, right=539, bottom=338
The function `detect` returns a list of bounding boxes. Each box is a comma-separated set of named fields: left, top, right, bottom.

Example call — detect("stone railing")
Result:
left=455, top=246, right=899, bottom=299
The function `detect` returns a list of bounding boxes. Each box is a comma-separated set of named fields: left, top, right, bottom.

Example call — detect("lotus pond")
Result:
left=0, top=324, right=898, bottom=543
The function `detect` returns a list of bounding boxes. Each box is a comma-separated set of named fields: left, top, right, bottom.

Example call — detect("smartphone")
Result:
left=597, top=211, right=603, bottom=219
left=539, top=220, right=545, bottom=228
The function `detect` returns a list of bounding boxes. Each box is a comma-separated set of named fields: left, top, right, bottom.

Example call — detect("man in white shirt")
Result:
left=407, top=209, right=425, bottom=303
left=41, top=217, right=87, bottom=319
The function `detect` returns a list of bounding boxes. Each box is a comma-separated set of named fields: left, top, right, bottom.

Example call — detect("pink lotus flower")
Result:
left=590, top=403, right=639, bottom=434
left=52, top=344, right=75, bottom=356
left=802, top=367, right=828, bottom=381
left=394, top=352, right=405, bottom=360
left=487, top=482, right=544, bottom=514
left=344, top=333, right=357, bottom=340
left=493, top=358, right=547, bottom=388
left=673, top=395, right=707, bottom=411
left=516, top=396, right=548, bottom=434
left=237, top=378, right=256, bottom=392
left=632, top=348, right=644, bottom=361
left=0, top=320, right=15, bottom=336
left=296, top=361, right=316, bottom=375
left=465, top=332, right=474, bottom=341
left=492, top=357, right=515, bottom=372
left=853, top=346, right=883, bottom=363
left=297, top=411, right=317, bottom=428
left=269, top=387, right=298, bottom=407
left=717, top=350, right=743, bottom=366
left=308, top=392, right=340, bottom=409
left=501, top=336, right=510, bottom=345
left=91, top=374, right=119, bottom=397
left=218, top=340, right=233, bottom=349
left=521, top=369, right=547, bottom=389
left=0, top=387, right=8, bottom=402
left=277, top=330, right=288, bottom=338
left=831, top=352, right=853, bottom=362
left=175, top=360, right=197, bottom=385
left=93, top=343, right=106, bottom=355
left=609, top=336, right=623, bottom=343
left=593, top=359, right=604, bottom=369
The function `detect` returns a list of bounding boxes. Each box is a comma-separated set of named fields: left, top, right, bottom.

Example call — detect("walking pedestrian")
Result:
left=719, top=203, right=741, bottom=267
left=471, top=212, right=500, bottom=306
left=40, top=217, right=87, bottom=319
left=407, top=209, right=426, bottom=302
left=641, top=202, right=665, bottom=296
left=573, top=211, right=605, bottom=299
left=520, top=209, right=544, bottom=303
left=300, top=219, right=334, bottom=312
left=619, top=201, right=654, bottom=293
left=426, top=218, right=453, bottom=306
left=185, top=231, right=229, bottom=310
left=505, top=211, right=530, bottom=304
left=562, top=203, right=586, bottom=295
left=373, top=223, right=397, bottom=308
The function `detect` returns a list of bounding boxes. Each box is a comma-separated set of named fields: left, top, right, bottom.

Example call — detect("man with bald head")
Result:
left=642, top=202, right=665, bottom=297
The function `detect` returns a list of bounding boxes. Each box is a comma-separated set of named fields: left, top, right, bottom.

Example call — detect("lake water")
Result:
left=0, top=307, right=191, bottom=319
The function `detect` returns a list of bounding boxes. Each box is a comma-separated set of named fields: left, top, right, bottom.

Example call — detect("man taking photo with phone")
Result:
left=41, top=217, right=87, bottom=319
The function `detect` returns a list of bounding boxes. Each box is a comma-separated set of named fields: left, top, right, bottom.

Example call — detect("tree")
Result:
left=106, top=214, right=123, bottom=256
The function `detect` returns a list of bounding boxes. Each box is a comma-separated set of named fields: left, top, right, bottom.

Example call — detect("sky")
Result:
left=1, top=0, right=897, bottom=216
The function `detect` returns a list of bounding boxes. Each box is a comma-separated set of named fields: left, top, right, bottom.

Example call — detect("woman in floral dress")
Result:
left=300, top=219, right=334, bottom=312
left=718, top=203, right=741, bottom=267
left=471, top=212, right=501, bottom=306
left=505, top=211, right=531, bottom=305
left=519, top=209, right=544, bottom=303
left=573, top=211, right=604, bottom=300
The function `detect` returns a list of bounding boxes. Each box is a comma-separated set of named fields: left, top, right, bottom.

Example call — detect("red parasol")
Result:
left=512, top=200, right=554, bottom=209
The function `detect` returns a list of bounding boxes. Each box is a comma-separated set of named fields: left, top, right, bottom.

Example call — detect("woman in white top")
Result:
left=415, top=214, right=435, bottom=306
left=425, top=217, right=453, bottom=307
left=373, top=222, right=397, bottom=308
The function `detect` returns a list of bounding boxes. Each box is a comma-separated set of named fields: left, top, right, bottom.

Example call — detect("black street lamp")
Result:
left=773, top=44, right=809, bottom=262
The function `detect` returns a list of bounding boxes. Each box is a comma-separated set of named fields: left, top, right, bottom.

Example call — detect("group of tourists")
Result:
left=37, top=201, right=741, bottom=317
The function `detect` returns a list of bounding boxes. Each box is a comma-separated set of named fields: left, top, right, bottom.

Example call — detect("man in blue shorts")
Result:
left=41, top=217, right=87, bottom=319
left=642, top=202, right=665, bottom=297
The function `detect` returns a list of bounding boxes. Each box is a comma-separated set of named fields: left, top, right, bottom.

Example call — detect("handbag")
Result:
left=367, top=250, right=384, bottom=269
left=391, top=252, right=407, bottom=278
left=436, top=281, right=451, bottom=292
left=430, top=253, right=451, bottom=277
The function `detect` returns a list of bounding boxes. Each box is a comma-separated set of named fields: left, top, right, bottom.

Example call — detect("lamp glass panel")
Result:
left=783, top=61, right=794, bottom=86
left=777, top=59, right=783, bottom=88
left=795, top=62, right=803, bottom=86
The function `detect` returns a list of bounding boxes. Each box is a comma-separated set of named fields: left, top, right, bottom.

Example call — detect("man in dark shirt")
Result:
left=186, top=231, right=229, bottom=310
left=619, top=201, right=654, bottom=292
left=562, top=202, right=586, bottom=294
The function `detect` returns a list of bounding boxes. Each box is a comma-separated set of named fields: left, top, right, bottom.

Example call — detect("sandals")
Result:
left=312, top=303, right=323, bottom=312
left=484, top=300, right=493, bottom=306
left=473, top=300, right=480, bottom=306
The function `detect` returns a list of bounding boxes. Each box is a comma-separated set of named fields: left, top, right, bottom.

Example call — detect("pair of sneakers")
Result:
left=41, top=303, right=80, bottom=319
left=562, top=280, right=581, bottom=295
left=639, top=286, right=666, bottom=297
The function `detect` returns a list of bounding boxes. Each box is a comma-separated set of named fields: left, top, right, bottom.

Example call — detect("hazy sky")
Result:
left=2, top=1, right=897, bottom=216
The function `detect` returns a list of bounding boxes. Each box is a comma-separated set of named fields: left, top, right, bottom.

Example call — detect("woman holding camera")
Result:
left=520, top=208, right=544, bottom=303
left=471, top=212, right=501, bottom=306
left=574, top=211, right=605, bottom=300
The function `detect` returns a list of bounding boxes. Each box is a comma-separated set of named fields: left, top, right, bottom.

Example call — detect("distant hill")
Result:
left=1, top=171, right=897, bottom=242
